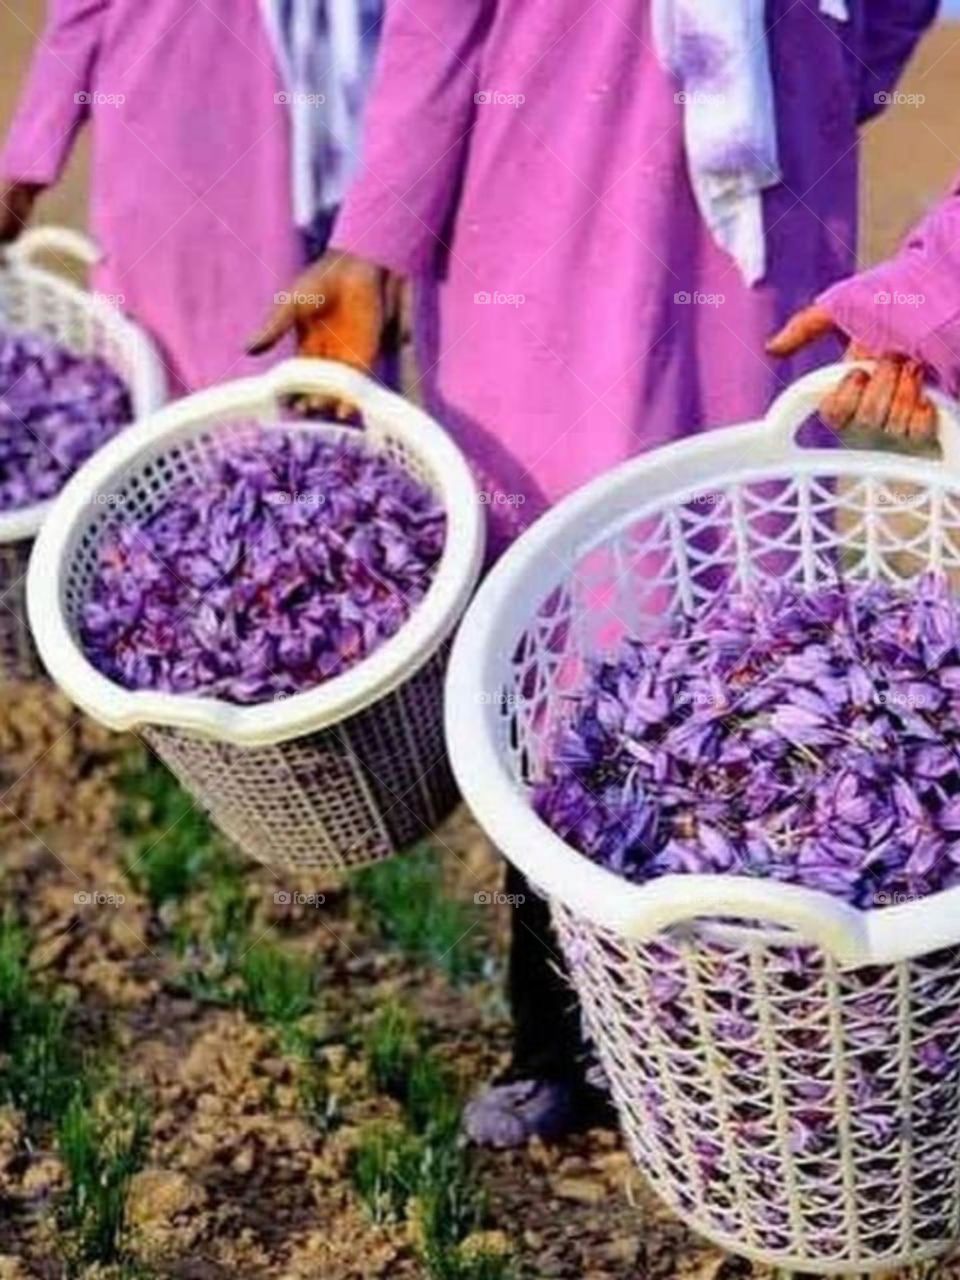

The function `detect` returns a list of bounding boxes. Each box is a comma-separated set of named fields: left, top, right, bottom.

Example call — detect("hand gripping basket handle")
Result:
left=4, top=227, right=101, bottom=271
left=264, top=356, right=373, bottom=417
left=165, top=359, right=378, bottom=427
left=762, top=361, right=960, bottom=472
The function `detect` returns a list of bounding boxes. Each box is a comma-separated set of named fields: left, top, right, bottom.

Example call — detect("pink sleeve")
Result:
left=1, top=0, right=111, bottom=187
left=330, top=0, right=495, bottom=276
left=818, top=180, right=960, bottom=395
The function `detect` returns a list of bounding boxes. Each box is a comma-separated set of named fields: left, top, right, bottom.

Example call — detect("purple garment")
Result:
left=820, top=177, right=960, bottom=396
left=331, top=0, right=934, bottom=550
left=2, top=0, right=303, bottom=393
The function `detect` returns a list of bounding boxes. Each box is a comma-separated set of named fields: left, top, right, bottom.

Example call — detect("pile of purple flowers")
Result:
left=0, top=329, right=132, bottom=512
left=536, top=574, right=960, bottom=908
left=81, top=430, right=446, bottom=704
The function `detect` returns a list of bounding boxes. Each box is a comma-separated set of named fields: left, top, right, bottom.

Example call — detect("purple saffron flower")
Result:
left=80, top=430, right=446, bottom=704
left=0, top=328, right=132, bottom=511
left=535, top=574, right=960, bottom=910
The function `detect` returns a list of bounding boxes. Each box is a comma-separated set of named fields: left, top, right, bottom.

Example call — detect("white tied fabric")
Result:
left=653, top=0, right=849, bottom=285
left=261, top=0, right=380, bottom=228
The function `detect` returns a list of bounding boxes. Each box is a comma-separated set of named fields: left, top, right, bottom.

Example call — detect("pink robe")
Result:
left=2, top=0, right=302, bottom=393
left=820, top=173, right=960, bottom=395
left=331, top=0, right=936, bottom=549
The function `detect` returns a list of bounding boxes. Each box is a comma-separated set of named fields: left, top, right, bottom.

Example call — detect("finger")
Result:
left=286, top=393, right=312, bottom=417
left=383, top=273, right=403, bottom=326
left=286, top=392, right=359, bottom=421
left=907, top=397, right=937, bottom=444
left=766, top=305, right=837, bottom=357
left=246, top=300, right=296, bottom=355
left=396, top=279, right=413, bottom=349
left=286, top=392, right=327, bottom=417
left=399, top=294, right=413, bottom=349
left=856, top=357, right=903, bottom=431
left=886, top=360, right=923, bottom=438
left=820, top=369, right=869, bottom=431
left=381, top=275, right=404, bottom=359
left=846, top=340, right=874, bottom=362
left=0, top=206, right=27, bottom=245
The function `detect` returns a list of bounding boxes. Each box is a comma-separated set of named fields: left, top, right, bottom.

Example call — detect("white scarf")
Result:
left=261, top=0, right=381, bottom=228
left=652, top=0, right=849, bottom=285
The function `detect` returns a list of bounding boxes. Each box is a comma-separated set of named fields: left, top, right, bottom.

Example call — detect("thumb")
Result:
left=766, top=304, right=838, bottom=358
left=246, top=298, right=296, bottom=356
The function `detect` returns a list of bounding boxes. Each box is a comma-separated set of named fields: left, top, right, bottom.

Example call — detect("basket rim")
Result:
left=0, top=239, right=168, bottom=544
left=27, top=358, right=485, bottom=746
left=445, top=375, right=960, bottom=970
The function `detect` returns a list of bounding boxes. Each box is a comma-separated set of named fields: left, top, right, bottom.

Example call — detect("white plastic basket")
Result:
left=446, top=364, right=960, bottom=1276
left=28, top=358, right=485, bottom=871
left=0, top=227, right=167, bottom=679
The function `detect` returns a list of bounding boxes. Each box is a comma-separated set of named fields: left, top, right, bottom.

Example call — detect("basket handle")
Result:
left=615, top=873, right=960, bottom=969
left=4, top=226, right=101, bottom=271
left=617, top=873, right=872, bottom=966
left=264, top=356, right=372, bottom=418
left=762, top=361, right=960, bottom=472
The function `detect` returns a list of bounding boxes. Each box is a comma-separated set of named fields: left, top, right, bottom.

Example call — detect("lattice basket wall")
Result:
left=145, top=647, right=456, bottom=870
left=29, top=359, right=484, bottom=872
left=446, top=364, right=960, bottom=1275
left=553, top=910, right=960, bottom=1276
left=0, top=227, right=167, bottom=682
left=0, top=540, right=38, bottom=680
